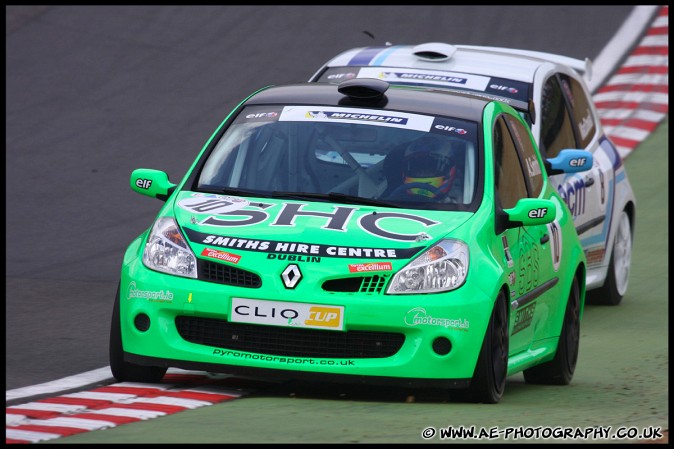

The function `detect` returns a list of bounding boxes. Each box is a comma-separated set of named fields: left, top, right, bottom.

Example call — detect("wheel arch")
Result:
left=623, top=200, right=636, bottom=237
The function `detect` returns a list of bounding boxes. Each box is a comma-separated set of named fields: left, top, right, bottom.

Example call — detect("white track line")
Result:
left=589, top=5, right=661, bottom=92
left=5, top=367, right=213, bottom=403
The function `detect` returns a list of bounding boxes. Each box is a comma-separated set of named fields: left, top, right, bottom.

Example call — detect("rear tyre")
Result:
left=109, top=283, right=167, bottom=383
left=523, top=276, right=580, bottom=385
left=586, top=210, right=632, bottom=306
left=455, top=291, right=508, bottom=403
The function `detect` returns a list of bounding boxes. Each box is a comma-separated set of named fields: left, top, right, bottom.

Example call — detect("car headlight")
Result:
left=387, top=239, right=468, bottom=294
left=142, top=216, right=198, bottom=278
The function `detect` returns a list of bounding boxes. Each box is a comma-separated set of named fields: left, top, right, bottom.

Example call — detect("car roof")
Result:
left=244, top=82, right=491, bottom=123
left=315, top=42, right=592, bottom=83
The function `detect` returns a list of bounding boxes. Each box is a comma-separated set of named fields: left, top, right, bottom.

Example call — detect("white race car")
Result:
left=309, top=42, right=636, bottom=305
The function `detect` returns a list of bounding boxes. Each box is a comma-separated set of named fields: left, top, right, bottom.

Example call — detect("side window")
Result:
left=540, top=75, right=576, bottom=158
left=493, top=116, right=527, bottom=209
left=504, top=115, right=544, bottom=198
left=559, top=73, right=596, bottom=149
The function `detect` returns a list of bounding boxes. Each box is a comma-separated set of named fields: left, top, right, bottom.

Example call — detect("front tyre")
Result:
left=523, top=275, right=581, bottom=385
left=456, top=291, right=508, bottom=403
left=587, top=209, right=632, bottom=306
left=109, top=282, right=167, bottom=382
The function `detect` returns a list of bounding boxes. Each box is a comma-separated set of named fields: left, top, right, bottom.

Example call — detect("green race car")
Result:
left=110, top=79, right=592, bottom=403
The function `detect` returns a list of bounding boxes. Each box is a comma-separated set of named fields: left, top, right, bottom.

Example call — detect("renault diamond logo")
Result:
left=281, top=264, right=302, bottom=289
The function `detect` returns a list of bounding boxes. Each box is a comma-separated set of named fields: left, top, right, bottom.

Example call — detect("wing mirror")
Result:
left=545, top=149, right=593, bottom=176
left=501, top=198, right=557, bottom=230
left=130, top=168, right=177, bottom=201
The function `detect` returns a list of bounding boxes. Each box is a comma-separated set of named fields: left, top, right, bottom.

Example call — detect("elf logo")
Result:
left=135, top=179, right=152, bottom=189
left=528, top=208, right=548, bottom=219
left=569, top=157, right=587, bottom=167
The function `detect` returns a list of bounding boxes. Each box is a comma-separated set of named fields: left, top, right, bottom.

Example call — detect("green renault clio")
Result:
left=110, top=79, right=592, bottom=403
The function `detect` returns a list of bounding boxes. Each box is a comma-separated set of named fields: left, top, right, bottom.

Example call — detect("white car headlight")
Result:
left=142, top=216, right=197, bottom=278
left=387, top=239, right=468, bottom=294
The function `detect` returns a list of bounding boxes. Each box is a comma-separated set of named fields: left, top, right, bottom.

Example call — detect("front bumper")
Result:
left=119, top=258, right=496, bottom=385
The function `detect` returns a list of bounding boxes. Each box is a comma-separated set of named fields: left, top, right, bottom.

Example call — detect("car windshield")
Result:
left=196, top=105, right=480, bottom=211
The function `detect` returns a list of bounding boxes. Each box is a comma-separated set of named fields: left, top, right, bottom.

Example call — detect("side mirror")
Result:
left=130, top=168, right=176, bottom=201
left=502, top=198, right=557, bottom=229
left=545, top=149, right=593, bottom=176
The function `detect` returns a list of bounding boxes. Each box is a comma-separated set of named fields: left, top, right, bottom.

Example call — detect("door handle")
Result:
left=540, top=234, right=550, bottom=244
left=585, top=176, right=595, bottom=187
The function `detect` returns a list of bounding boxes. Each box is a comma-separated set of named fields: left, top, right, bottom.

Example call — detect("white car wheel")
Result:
left=587, top=209, right=633, bottom=305
left=612, top=211, right=632, bottom=296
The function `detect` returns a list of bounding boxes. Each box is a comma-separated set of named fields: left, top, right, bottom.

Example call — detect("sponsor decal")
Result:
left=305, top=306, right=341, bottom=327
left=135, top=179, right=152, bottom=189
left=358, top=67, right=490, bottom=91
left=575, top=116, right=597, bottom=156
left=184, top=228, right=425, bottom=260
left=306, top=110, right=409, bottom=125
left=585, top=247, right=606, bottom=265
left=245, top=111, right=278, bottom=119
left=512, top=302, right=536, bottom=335
left=348, top=262, right=393, bottom=273
left=197, top=201, right=439, bottom=242
left=557, top=177, right=587, bottom=218
left=529, top=208, right=549, bottom=219
left=569, top=157, right=589, bottom=168
left=231, top=298, right=344, bottom=331
left=179, top=194, right=249, bottom=215
left=326, top=72, right=357, bottom=81
left=404, top=307, right=469, bottom=331
left=432, top=119, right=470, bottom=135
left=525, top=155, right=542, bottom=178
left=547, top=221, right=562, bottom=271
left=279, top=105, right=433, bottom=132
left=201, top=247, right=241, bottom=264
left=383, top=71, right=469, bottom=85
left=267, top=254, right=321, bottom=263
left=212, top=348, right=356, bottom=366
left=234, top=106, right=283, bottom=123
left=127, top=281, right=173, bottom=302
left=517, top=233, right=540, bottom=295
left=489, top=83, right=519, bottom=94
left=502, top=235, right=514, bottom=268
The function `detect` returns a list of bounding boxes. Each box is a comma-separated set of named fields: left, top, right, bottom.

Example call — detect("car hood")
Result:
left=173, top=192, right=472, bottom=263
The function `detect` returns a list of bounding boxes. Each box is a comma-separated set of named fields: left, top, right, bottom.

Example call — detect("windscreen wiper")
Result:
left=217, top=187, right=270, bottom=198
left=271, top=191, right=400, bottom=208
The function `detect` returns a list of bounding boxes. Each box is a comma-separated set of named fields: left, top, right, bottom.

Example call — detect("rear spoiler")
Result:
left=456, top=44, right=593, bottom=81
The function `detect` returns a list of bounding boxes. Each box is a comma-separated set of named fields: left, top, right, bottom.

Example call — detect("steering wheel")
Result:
left=387, top=182, right=444, bottom=200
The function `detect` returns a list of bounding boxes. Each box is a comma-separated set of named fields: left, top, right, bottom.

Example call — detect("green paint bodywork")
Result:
left=118, top=94, right=586, bottom=385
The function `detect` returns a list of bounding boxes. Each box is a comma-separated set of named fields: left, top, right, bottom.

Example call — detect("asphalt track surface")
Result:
left=5, top=5, right=668, bottom=444
left=19, top=117, right=671, bottom=445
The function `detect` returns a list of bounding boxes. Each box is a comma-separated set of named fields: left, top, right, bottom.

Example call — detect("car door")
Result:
left=492, top=113, right=558, bottom=356
left=538, top=72, right=612, bottom=262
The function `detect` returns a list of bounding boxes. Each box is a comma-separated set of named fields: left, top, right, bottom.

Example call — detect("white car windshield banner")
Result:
left=358, top=67, right=491, bottom=92
left=279, top=106, right=434, bottom=132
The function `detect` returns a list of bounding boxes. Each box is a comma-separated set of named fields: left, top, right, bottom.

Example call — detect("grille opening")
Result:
left=198, top=259, right=261, bottom=288
left=175, top=316, right=404, bottom=359
left=322, top=274, right=389, bottom=293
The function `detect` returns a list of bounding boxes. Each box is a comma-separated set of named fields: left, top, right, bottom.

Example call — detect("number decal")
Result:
left=517, top=233, right=539, bottom=295
left=547, top=220, right=562, bottom=272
